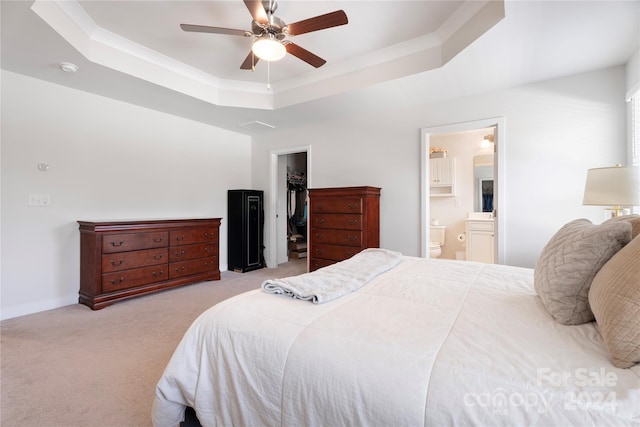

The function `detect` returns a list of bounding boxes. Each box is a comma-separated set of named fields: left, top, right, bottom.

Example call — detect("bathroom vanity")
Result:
left=466, top=213, right=495, bottom=263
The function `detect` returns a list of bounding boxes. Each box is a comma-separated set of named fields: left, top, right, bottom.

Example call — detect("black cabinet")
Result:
left=228, top=190, right=264, bottom=272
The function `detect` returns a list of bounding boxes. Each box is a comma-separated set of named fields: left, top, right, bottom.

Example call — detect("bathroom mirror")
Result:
left=474, top=154, right=494, bottom=212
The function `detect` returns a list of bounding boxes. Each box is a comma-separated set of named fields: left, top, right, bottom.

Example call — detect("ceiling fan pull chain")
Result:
left=267, top=60, right=271, bottom=90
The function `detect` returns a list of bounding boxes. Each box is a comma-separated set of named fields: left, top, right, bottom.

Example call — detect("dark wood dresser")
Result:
left=78, top=218, right=221, bottom=309
left=308, top=187, right=381, bottom=271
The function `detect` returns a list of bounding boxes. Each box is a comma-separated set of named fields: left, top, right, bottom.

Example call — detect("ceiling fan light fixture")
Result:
left=252, top=34, right=286, bottom=61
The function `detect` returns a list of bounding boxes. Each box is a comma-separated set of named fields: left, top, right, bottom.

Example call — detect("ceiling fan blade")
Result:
left=243, top=0, right=269, bottom=24
left=180, top=24, right=250, bottom=37
left=240, top=51, right=260, bottom=70
left=286, top=10, right=348, bottom=36
left=285, top=43, right=326, bottom=68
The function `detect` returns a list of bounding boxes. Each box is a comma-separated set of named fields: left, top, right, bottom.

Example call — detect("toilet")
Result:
left=429, top=225, right=446, bottom=258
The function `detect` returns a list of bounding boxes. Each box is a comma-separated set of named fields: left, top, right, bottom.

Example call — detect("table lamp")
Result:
left=583, top=164, right=640, bottom=217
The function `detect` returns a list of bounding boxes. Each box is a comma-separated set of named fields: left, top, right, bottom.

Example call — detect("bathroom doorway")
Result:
left=420, top=118, right=505, bottom=263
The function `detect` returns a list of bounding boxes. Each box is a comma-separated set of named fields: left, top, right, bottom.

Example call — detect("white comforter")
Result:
left=153, top=257, right=640, bottom=427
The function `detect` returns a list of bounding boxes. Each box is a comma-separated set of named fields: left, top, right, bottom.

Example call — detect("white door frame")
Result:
left=268, top=145, right=311, bottom=268
left=421, top=117, right=506, bottom=263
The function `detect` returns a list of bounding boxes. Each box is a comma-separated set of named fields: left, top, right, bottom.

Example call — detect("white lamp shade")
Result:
left=583, top=165, right=640, bottom=206
left=252, top=36, right=286, bottom=61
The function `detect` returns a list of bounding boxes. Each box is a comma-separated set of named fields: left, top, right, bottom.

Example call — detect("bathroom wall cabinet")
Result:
left=429, top=158, right=456, bottom=196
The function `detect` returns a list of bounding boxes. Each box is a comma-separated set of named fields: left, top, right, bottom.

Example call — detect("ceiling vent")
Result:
left=238, top=120, right=276, bottom=131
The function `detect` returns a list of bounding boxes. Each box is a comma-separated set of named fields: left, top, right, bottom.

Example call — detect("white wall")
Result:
left=252, top=66, right=627, bottom=269
left=0, top=65, right=629, bottom=320
left=1, top=71, right=252, bottom=320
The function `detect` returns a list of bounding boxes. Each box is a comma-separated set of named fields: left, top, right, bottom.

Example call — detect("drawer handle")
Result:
left=174, top=250, right=185, bottom=257
left=153, top=237, right=164, bottom=243
left=204, top=232, right=215, bottom=238
left=315, top=218, right=326, bottom=224
left=346, top=203, right=359, bottom=209
left=314, top=233, right=325, bottom=239
left=314, top=248, right=325, bottom=255
left=110, top=277, right=124, bottom=285
left=110, top=240, right=125, bottom=247
left=152, top=270, right=164, bottom=277
left=175, top=235, right=185, bottom=241
left=110, top=259, right=124, bottom=266
left=346, top=235, right=358, bottom=241
left=346, top=219, right=359, bottom=225
left=153, top=254, right=164, bottom=260
left=317, top=203, right=324, bottom=209
left=175, top=266, right=185, bottom=273
left=205, top=261, right=216, bottom=267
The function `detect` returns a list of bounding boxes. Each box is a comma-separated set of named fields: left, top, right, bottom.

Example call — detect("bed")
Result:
left=152, top=234, right=640, bottom=426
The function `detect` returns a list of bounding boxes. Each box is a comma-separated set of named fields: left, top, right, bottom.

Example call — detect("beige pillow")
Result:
left=534, top=219, right=631, bottom=325
left=589, top=235, right=640, bottom=368
left=604, top=214, right=640, bottom=239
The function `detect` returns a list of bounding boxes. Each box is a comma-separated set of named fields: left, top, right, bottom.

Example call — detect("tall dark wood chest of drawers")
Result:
left=308, top=187, right=381, bottom=271
left=78, top=218, right=221, bottom=309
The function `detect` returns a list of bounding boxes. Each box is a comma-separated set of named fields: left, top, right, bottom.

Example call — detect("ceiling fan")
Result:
left=180, top=0, right=348, bottom=70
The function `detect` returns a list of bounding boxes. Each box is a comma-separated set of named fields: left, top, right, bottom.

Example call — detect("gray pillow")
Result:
left=534, top=219, right=632, bottom=325
left=604, top=214, right=640, bottom=239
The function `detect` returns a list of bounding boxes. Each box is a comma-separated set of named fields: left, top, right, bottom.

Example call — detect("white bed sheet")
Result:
left=153, top=257, right=640, bottom=427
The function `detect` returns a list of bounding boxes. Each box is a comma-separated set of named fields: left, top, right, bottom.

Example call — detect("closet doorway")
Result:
left=268, top=146, right=311, bottom=267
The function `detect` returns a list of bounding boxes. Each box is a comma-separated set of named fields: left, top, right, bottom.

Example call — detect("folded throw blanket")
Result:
left=261, top=248, right=403, bottom=303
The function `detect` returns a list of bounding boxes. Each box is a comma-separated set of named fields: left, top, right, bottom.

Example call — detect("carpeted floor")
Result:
left=0, top=260, right=306, bottom=427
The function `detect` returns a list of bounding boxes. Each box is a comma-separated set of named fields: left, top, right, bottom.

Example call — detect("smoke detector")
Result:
left=59, top=62, right=79, bottom=73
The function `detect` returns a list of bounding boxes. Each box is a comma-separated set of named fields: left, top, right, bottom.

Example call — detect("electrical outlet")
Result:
left=28, top=194, right=51, bottom=206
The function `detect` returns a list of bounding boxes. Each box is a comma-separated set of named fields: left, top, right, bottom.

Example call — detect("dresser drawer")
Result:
left=467, top=220, right=494, bottom=232
left=170, top=256, right=219, bottom=279
left=102, top=248, right=168, bottom=273
left=102, top=265, right=168, bottom=293
left=310, top=258, right=336, bottom=271
left=311, top=244, right=361, bottom=261
left=312, top=198, right=363, bottom=214
left=310, top=229, right=362, bottom=247
left=102, top=232, right=168, bottom=253
left=311, top=214, right=363, bottom=230
left=170, top=228, right=218, bottom=246
left=169, top=242, right=218, bottom=262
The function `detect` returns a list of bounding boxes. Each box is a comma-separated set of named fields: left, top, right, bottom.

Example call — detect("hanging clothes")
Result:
left=296, top=189, right=307, bottom=223
left=288, top=190, right=296, bottom=219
